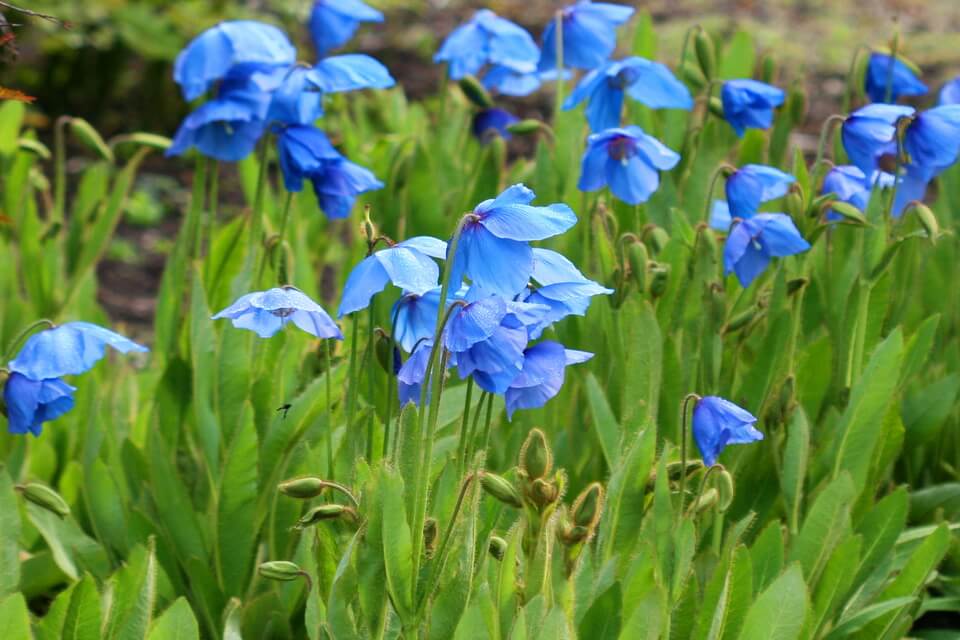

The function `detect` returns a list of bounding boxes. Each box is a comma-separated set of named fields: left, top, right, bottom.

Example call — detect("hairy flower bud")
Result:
left=489, top=536, right=508, bottom=561
left=519, top=428, right=552, bottom=480
left=423, top=517, right=439, bottom=557
left=694, top=28, right=716, bottom=81
left=571, top=482, right=604, bottom=529
left=528, top=478, right=559, bottom=507
left=649, top=263, right=670, bottom=298
left=707, top=96, right=725, bottom=119
left=480, top=472, right=523, bottom=508
left=18, top=483, right=70, bottom=518
left=626, top=241, right=649, bottom=294
left=258, top=560, right=304, bottom=582
left=911, top=202, right=940, bottom=243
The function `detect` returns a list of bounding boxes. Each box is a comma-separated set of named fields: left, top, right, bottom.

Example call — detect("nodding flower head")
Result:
left=864, top=52, right=927, bottom=104
left=309, top=0, right=384, bottom=57
left=720, top=79, right=785, bottom=137
left=692, top=396, right=762, bottom=467
left=723, top=214, right=810, bottom=287
left=578, top=126, right=680, bottom=205
left=434, top=9, right=539, bottom=80
left=213, top=286, right=343, bottom=340
left=539, top=1, right=635, bottom=72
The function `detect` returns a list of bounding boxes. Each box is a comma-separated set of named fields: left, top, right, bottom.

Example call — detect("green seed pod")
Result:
left=571, top=482, right=604, bottom=529
left=707, top=96, right=725, bottom=119
left=716, top=469, right=735, bottom=512
left=423, top=517, right=439, bottom=557
left=18, top=138, right=51, bottom=160
left=69, top=117, right=114, bottom=163
left=278, top=476, right=327, bottom=499
left=692, top=488, right=719, bottom=513
left=912, top=202, right=940, bottom=243
left=18, top=483, right=70, bottom=518
left=694, top=28, right=716, bottom=81
left=489, top=536, right=508, bottom=561
left=258, top=560, right=303, bottom=582
left=761, top=55, right=777, bottom=84
left=295, top=504, right=351, bottom=529
left=649, top=263, right=670, bottom=298
left=786, top=190, right=805, bottom=222
left=480, top=472, right=523, bottom=508
left=627, top=241, right=649, bottom=293
left=519, top=428, right=552, bottom=479
left=458, top=75, right=493, bottom=108
left=647, top=226, right=670, bottom=254
left=529, top=478, right=559, bottom=507
left=505, top=119, right=543, bottom=136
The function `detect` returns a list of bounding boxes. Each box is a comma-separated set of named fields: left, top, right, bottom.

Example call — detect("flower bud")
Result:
left=423, top=517, right=439, bottom=557
left=528, top=478, right=559, bottom=507
left=258, top=560, right=304, bottom=582
left=488, top=536, right=507, bottom=561
left=694, top=28, right=716, bottom=81
left=647, top=226, right=670, bottom=254
left=571, top=482, right=604, bottom=529
left=626, top=242, right=649, bottom=294
left=505, top=119, right=543, bottom=136
left=707, top=96, right=725, bottom=119
left=691, top=487, right=719, bottom=513
left=716, top=468, right=735, bottom=512
left=722, top=306, right=761, bottom=335
left=18, top=483, right=70, bottom=518
left=519, top=428, right=552, bottom=480
left=458, top=75, right=493, bottom=108
left=785, top=187, right=805, bottom=221
left=480, top=472, right=523, bottom=508
left=678, top=60, right=706, bottom=92
left=294, top=504, right=354, bottom=529
left=560, top=524, right=590, bottom=545
left=69, top=117, right=114, bottom=163
left=649, top=263, right=670, bottom=298
left=911, top=202, right=940, bottom=243
left=829, top=200, right=867, bottom=224
left=278, top=476, right=327, bottom=499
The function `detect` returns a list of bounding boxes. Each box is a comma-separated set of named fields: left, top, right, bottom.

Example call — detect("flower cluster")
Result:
left=2, top=323, right=147, bottom=436
left=168, top=12, right=393, bottom=218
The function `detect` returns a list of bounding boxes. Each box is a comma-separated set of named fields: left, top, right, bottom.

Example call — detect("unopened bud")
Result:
left=489, top=536, right=507, bottom=561
left=649, top=263, right=670, bottom=298
left=679, top=60, right=706, bottom=92
left=70, top=117, right=114, bottom=163
left=571, top=482, right=604, bottom=529
left=830, top=200, right=867, bottom=224
left=278, top=476, right=327, bottom=499
left=424, top=517, right=439, bottom=557
left=691, top=488, right=719, bottom=513
left=694, top=28, right=716, bottom=81
left=912, top=202, right=939, bottom=243
left=480, top=472, right=522, bottom=508
left=294, top=504, right=354, bottom=529
left=505, top=119, right=543, bottom=136
left=627, top=242, right=649, bottom=293
left=459, top=75, right=493, bottom=109
left=716, top=469, right=735, bottom=512
left=785, top=188, right=805, bottom=221
left=519, top=428, right=552, bottom=480
left=648, top=227, right=670, bottom=254
left=18, top=483, right=70, bottom=518
left=708, top=96, right=725, bottom=119
left=561, top=524, right=590, bottom=545
left=259, top=561, right=304, bottom=582
left=529, top=478, right=559, bottom=507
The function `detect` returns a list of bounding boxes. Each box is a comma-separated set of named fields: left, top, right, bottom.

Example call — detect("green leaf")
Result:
left=736, top=565, right=808, bottom=640
left=83, top=458, right=130, bottom=557
left=597, top=425, right=657, bottom=564
left=0, top=593, right=31, bottom=639
left=147, top=598, right=199, bottom=640
left=788, top=473, right=854, bottom=587
left=780, top=408, right=810, bottom=534
left=103, top=539, right=158, bottom=640
left=381, top=465, right=415, bottom=626
left=217, top=406, right=259, bottom=596
left=619, top=299, right=662, bottom=433
left=902, top=375, right=960, bottom=447
left=61, top=575, right=103, bottom=640
left=825, top=597, right=917, bottom=638
left=853, top=487, right=908, bottom=588
left=718, top=31, right=756, bottom=79
left=809, top=535, right=862, bottom=636
left=585, top=373, right=620, bottom=468
left=0, top=101, right=25, bottom=156
left=0, top=466, right=21, bottom=596
left=578, top=582, right=622, bottom=640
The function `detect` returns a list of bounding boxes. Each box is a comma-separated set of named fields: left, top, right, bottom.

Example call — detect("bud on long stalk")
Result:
left=519, top=428, right=552, bottom=480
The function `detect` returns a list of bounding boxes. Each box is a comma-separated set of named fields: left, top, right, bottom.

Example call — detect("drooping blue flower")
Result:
left=939, top=76, right=960, bottom=105
left=472, top=108, right=520, bottom=142
left=9, top=322, right=147, bottom=381
left=339, top=237, right=448, bottom=317
left=821, top=165, right=893, bottom=221
left=723, top=214, right=810, bottom=287
left=213, top=286, right=343, bottom=339
left=481, top=66, right=569, bottom=97
left=173, top=20, right=297, bottom=101
left=275, top=124, right=384, bottom=218
left=3, top=373, right=75, bottom=437
left=841, top=103, right=915, bottom=176
left=564, top=57, right=693, bottom=131
left=450, top=184, right=577, bottom=298
left=864, top=52, right=928, bottom=104
left=538, top=1, right=635, bottom=72
left=712, top=164, right=795, bottom=229
left=505, top=341, right=593, bottom=418
left=397, top=340, right=434, bottom=406
left=578, top=126, right=680, bottom=204
left=168, top=76, right=272, bottom=162
left=524, top=248, right=612, bottom=339
left=434, top=9, right=539, bottom=80
left=720, top=79, right=785, bottom=137
left=309, top=0, right=384, bottom=56
left=692, top=396, right=762, bottom=467
left=393, top=288, right=441, bottom=353
left=903, top=105, right=960, bottom=172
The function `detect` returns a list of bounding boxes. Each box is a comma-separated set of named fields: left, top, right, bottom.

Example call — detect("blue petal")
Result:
left=585, top=84, right=624, bottom=132
left=376, top=246, right=441, bottom=297
left=563, top=67, right=606, bottom=110
left=480, top=195, right=577, bottom=242
left=606, top=152, right=660, bottom=205
left=291, top=310, right=344, bottom=340
left=630, top=126, right=681, bottom=170
left=267, top=67, right=325, bottom=126
left=939, top=76, right=960, bottom=105
left=398, top=236, right=448, bottom=259
left=308, top=54, right=395, bottom=93
left=393, top=288, right=441, bottom=353
left=311, top=157, right=384, bottom=218
left=481, top=12, right=539, bottom=73
left=905, top=105, right=960, bottom=170
left=752, top=213, right=810, bottom=257
left=276, top=125, right=340, bottom=191
left=310, top=0, right=383, bottom=56
left=434, top=16, right=489, bottom=79
left=709, top=200, right=732, bottom=231
left=9, top=322, right=147, bottom=380
left=531, top=248, right=589, bottom=285
left=450, top=223, right=533, bottom=297
left=864, top=53, right=928, bottom=103
left=579, top=135, right=612, bottom=191
left=726, top=164, right=795, bottom=218
left=338, top=255, right=391, bottom=316
left=621, top=57, right=694, bottom=110
left=444, top=296, right=507, bottom=352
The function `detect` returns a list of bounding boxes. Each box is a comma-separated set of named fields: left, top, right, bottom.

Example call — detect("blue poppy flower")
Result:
left=864, top=52, right=927, bottom=104
left=505, top=341, right=592, bottom=418
left=692, top=396, right=762, bottom=467
left=939, top=76, right=960, bottom=105
left=564, top=57, right=693, bottom=131
left=727, top=165, right=795, bottom=218
left=174, top=21, right=296, bottom=101
left=524, top=249, right=612, bottom=338
left=578, top=126, right=680, bottom=204
left=472, top=108, right=520, bottom=142
left=275, top=124, right=384, bottom=218
left=3, top=373, right=76, bottom=437
left=266, top=66, right=325, bottom=126
left=9, top=322, right=147, bottom=381
left=168, top=76, right=272, bottom=162
left=720, top=79, right=785, bottom=137
left=434, top=9, right=539, bottom=80
left=821, top=165, right=893, bottom=221
left=903, top=105, right=960, bottom=172
left=339, top=236, right=448, bottom=317
left=840, top=103, right=915, bottom=176
left=213, top=286, right=343, bottom=339
left=723, top=214, right=810, bottom=287
left=309, top=0, right=384, bottom=56
left=449, top=184, right=577, bottom=298
left=891, top=163, right=936, bottom=219
left=539, top=1, right=635, bottom=71
left=393, top=287, right=441, bottom=353
left=481, top=66, right=570, bottom=97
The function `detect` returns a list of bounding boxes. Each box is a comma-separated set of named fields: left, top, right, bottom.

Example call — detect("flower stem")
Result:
left=53, top=115, right=69, bottom=225
left=275, top=191, right=295, bottom=275
left=456, top=377, right=475, bottom=474
left=384, top=304, right=403, bottom=460
left=325, top=339, right=335, bottom=481
left=365, top=301, right=377, bottom=463
left=3, top=319, right=55, bottom=362
left=677, top=393, right=701, bottom=524
left=345, top=315, right=361, bottom=463
left=478, top=391, right=495, bottom=456
left=552, top=10, right=565, bottom=125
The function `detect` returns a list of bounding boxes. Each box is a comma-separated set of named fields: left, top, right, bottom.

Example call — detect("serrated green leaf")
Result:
left=736, top=564, right=808, bottom=640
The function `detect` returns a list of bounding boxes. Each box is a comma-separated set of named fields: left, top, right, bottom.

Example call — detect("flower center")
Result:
left=607, top=136, right=634, bottom=162
left=271, top=308, right=296, bottom=318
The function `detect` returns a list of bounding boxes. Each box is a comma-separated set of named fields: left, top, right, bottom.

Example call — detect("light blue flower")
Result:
left=939, top=76, right=960, bottom=105
left=481, top=66, right=570, bottom=97
left=723, top=214, right=810, bottom=287
left=309, top=0, right=384, bottom=56
left=524, top=248, right=612, bottom=339
left=564, top=57, right=693, bottom=131
left=821, top=165, right=893, bottom=221
left=903, top=105, right=960, bottom=172
left=174, top=20, right=296, bottom=101
left=472, top=107, right=520, bottom=142
left=539, top=1, right=635, bottom=71
left=213, top=286, right=343, bottom=339
left=434, top=9, right=539, bottom=80
left=692, top=396, right=762, bottom=467
left=840, top=103, right=915, bottom=177
left=720, top=79, right=784, bottom=137
left=864, top=52, right=927, bottom=104
left=449, top=184, right=577, bottom=298
left=9, top=322, right=147, bottom=381
left=339, top=237, right=448, bottom=317
left=397, top=340, right=434, bottom=406
left=505, top=341, right=593, bottom=418
left=3, top=374, right=76, bottom=437
left=578, top=126, right=680, bottom=204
